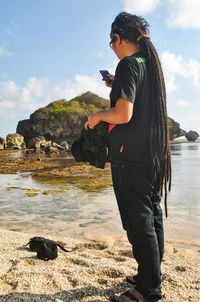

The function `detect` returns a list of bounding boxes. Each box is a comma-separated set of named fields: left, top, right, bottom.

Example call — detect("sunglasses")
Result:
left=109, top=35, right=116, bottom=48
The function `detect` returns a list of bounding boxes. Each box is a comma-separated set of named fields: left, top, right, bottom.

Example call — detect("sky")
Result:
left=0, top=0, right=200, bottom=139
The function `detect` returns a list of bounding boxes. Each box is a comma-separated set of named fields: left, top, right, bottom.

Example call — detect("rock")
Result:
left=16, top=91, right=187, bottom=143
left=60, top=141, right=70, bottom=150
left=27, top=136, right=47, bottom=150
left=27, top=136, right=46, bottom=149
left=43, top=142, right=66, bottom=153
left=27, top=136, right=66, bottom=153
left=44, top=146, right=59, bottom=153
left=40, top=141, right=52, bottom=151
left=6, top=133, right=26, bottom=149
left=16, top=92, right=110, bottom=144
left=51, top=142, right=65, bottom=151
left=0, top=137, right=6, bottom=150
left=168, top=117, right=186, bottom=140
left=185, top=130, right=199, bottom=141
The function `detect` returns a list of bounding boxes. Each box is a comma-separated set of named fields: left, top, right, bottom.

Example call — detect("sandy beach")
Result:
left=0, top=229, right=199, bottom=302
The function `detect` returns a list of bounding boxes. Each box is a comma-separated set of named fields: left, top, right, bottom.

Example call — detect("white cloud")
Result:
left=182, top=115, right=200, bottom=133
left=121, top=0, right=160, bottom=14
left=26, top=77, right=49, bottom=98
left=167, top=0, right=200, bottom=29
left=0, top=44, right=13, bottom=58
left=0, top=74, right=110, bottom=120
left=0, top=99, right=14, bottom=111
left=161, top=51, right=200, bottom=93
left=176, top=99, right=189, bottom=107
left=187, top=60, right=200, bottom=90
left=120, top=0, right=200, bottom=30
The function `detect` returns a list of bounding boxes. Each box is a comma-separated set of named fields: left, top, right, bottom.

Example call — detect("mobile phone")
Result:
left=99, top=70, right=113, bottom=84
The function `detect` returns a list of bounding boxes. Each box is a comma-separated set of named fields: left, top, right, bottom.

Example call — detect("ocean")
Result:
left=0, top=141, right=199, bottom=242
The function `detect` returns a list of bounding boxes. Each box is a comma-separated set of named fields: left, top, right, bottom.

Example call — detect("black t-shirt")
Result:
left=108, top=52, right=152, bottom=165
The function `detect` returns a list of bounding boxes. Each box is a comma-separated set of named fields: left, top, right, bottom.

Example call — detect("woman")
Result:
left=85, top=12, right=171, bottom=302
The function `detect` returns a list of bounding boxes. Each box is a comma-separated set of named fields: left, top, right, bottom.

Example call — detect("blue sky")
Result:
left=0, top=0, right=200, bottom=139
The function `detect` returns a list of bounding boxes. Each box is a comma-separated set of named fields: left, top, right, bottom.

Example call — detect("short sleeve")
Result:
left=111, top=58, right=139, bottom=105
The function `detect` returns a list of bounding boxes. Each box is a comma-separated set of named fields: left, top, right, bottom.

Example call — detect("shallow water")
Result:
left=0, top=142, right=200, bottom=242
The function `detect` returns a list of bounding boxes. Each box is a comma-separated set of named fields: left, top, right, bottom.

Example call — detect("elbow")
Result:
left=122, top=113, right=132, bottom=124
left=118, top=115, right=131, bottom=124
left=122, top=118, right=130, bottom=124
left=127, top=114, right=132, bottom=123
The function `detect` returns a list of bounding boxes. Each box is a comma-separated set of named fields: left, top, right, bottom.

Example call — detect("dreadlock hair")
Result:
left=111, top=12, right=171, bottom=217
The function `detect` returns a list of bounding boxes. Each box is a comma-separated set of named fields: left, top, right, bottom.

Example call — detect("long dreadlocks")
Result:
left=111, top=12, right=171, bottom=217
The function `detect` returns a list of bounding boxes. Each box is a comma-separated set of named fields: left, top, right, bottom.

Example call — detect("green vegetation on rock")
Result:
left=6, top=186, right=40, bottom=192
left=37, top=92, right=110, bottom=122
left=42, top=190, right=57, bottom=195
left=17, top=91, right=186, bottom=143
left=25, top=192, right=39, bottom=197
left=17, top=92, right=110, bottom=144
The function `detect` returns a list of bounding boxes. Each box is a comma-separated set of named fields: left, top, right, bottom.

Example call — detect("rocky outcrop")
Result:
left=60, top=141, right=69, bottom=149
left=16, top=92, right=110, bottom=145
left=0, top=137, right=6, bottom=150
left=27, top=136, right=68, bottom=153
left=16, top=91, right=188, bottom=143
left=168, top=117, right=186, bottom=140
left=185, top=130, right=199, bottom=141
left=6, top=133, right=26, bottom=149
left=27, top=136, right=47, bottom=150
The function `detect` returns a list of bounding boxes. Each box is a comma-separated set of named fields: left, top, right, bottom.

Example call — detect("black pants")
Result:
left=111, top=162, right=164, bottom=302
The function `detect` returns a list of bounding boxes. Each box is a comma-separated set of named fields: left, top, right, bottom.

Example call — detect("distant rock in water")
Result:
left=16, top=92, right=110, bottom=145
left=16, top=91, right=186, bottom=143
left=27, top=136, right=47, bottom=149
left=6, top=133, right=26, bottom=149
left=168, top=117, right=186, bottom=140
left=185, top=130, right=199, bottom=141
left=27, top=136, right=69, bottom=153
left=0, top=137, right=6, bottom=149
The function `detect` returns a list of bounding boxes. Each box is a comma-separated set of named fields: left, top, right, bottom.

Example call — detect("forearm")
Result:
left=99, top=98, right=133, bottom=124
left=85, top=98, right=133, bottom=129
left=98, top=107, right=128, bottom=124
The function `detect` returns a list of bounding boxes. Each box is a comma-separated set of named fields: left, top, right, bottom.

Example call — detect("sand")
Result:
left=0, top=229, right=199, bottom=302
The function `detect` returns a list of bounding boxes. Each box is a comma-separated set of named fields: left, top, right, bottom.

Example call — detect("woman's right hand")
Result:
left=103, top=74, right=115, bottom=88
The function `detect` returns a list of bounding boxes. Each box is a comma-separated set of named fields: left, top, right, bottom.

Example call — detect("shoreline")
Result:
left=170, top=140, right=200, bottom=144
left=0, top=228, right=199, bottom=301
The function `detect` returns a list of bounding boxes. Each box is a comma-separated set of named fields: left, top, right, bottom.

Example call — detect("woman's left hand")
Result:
left=85, top=112, right=102, bottom=130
